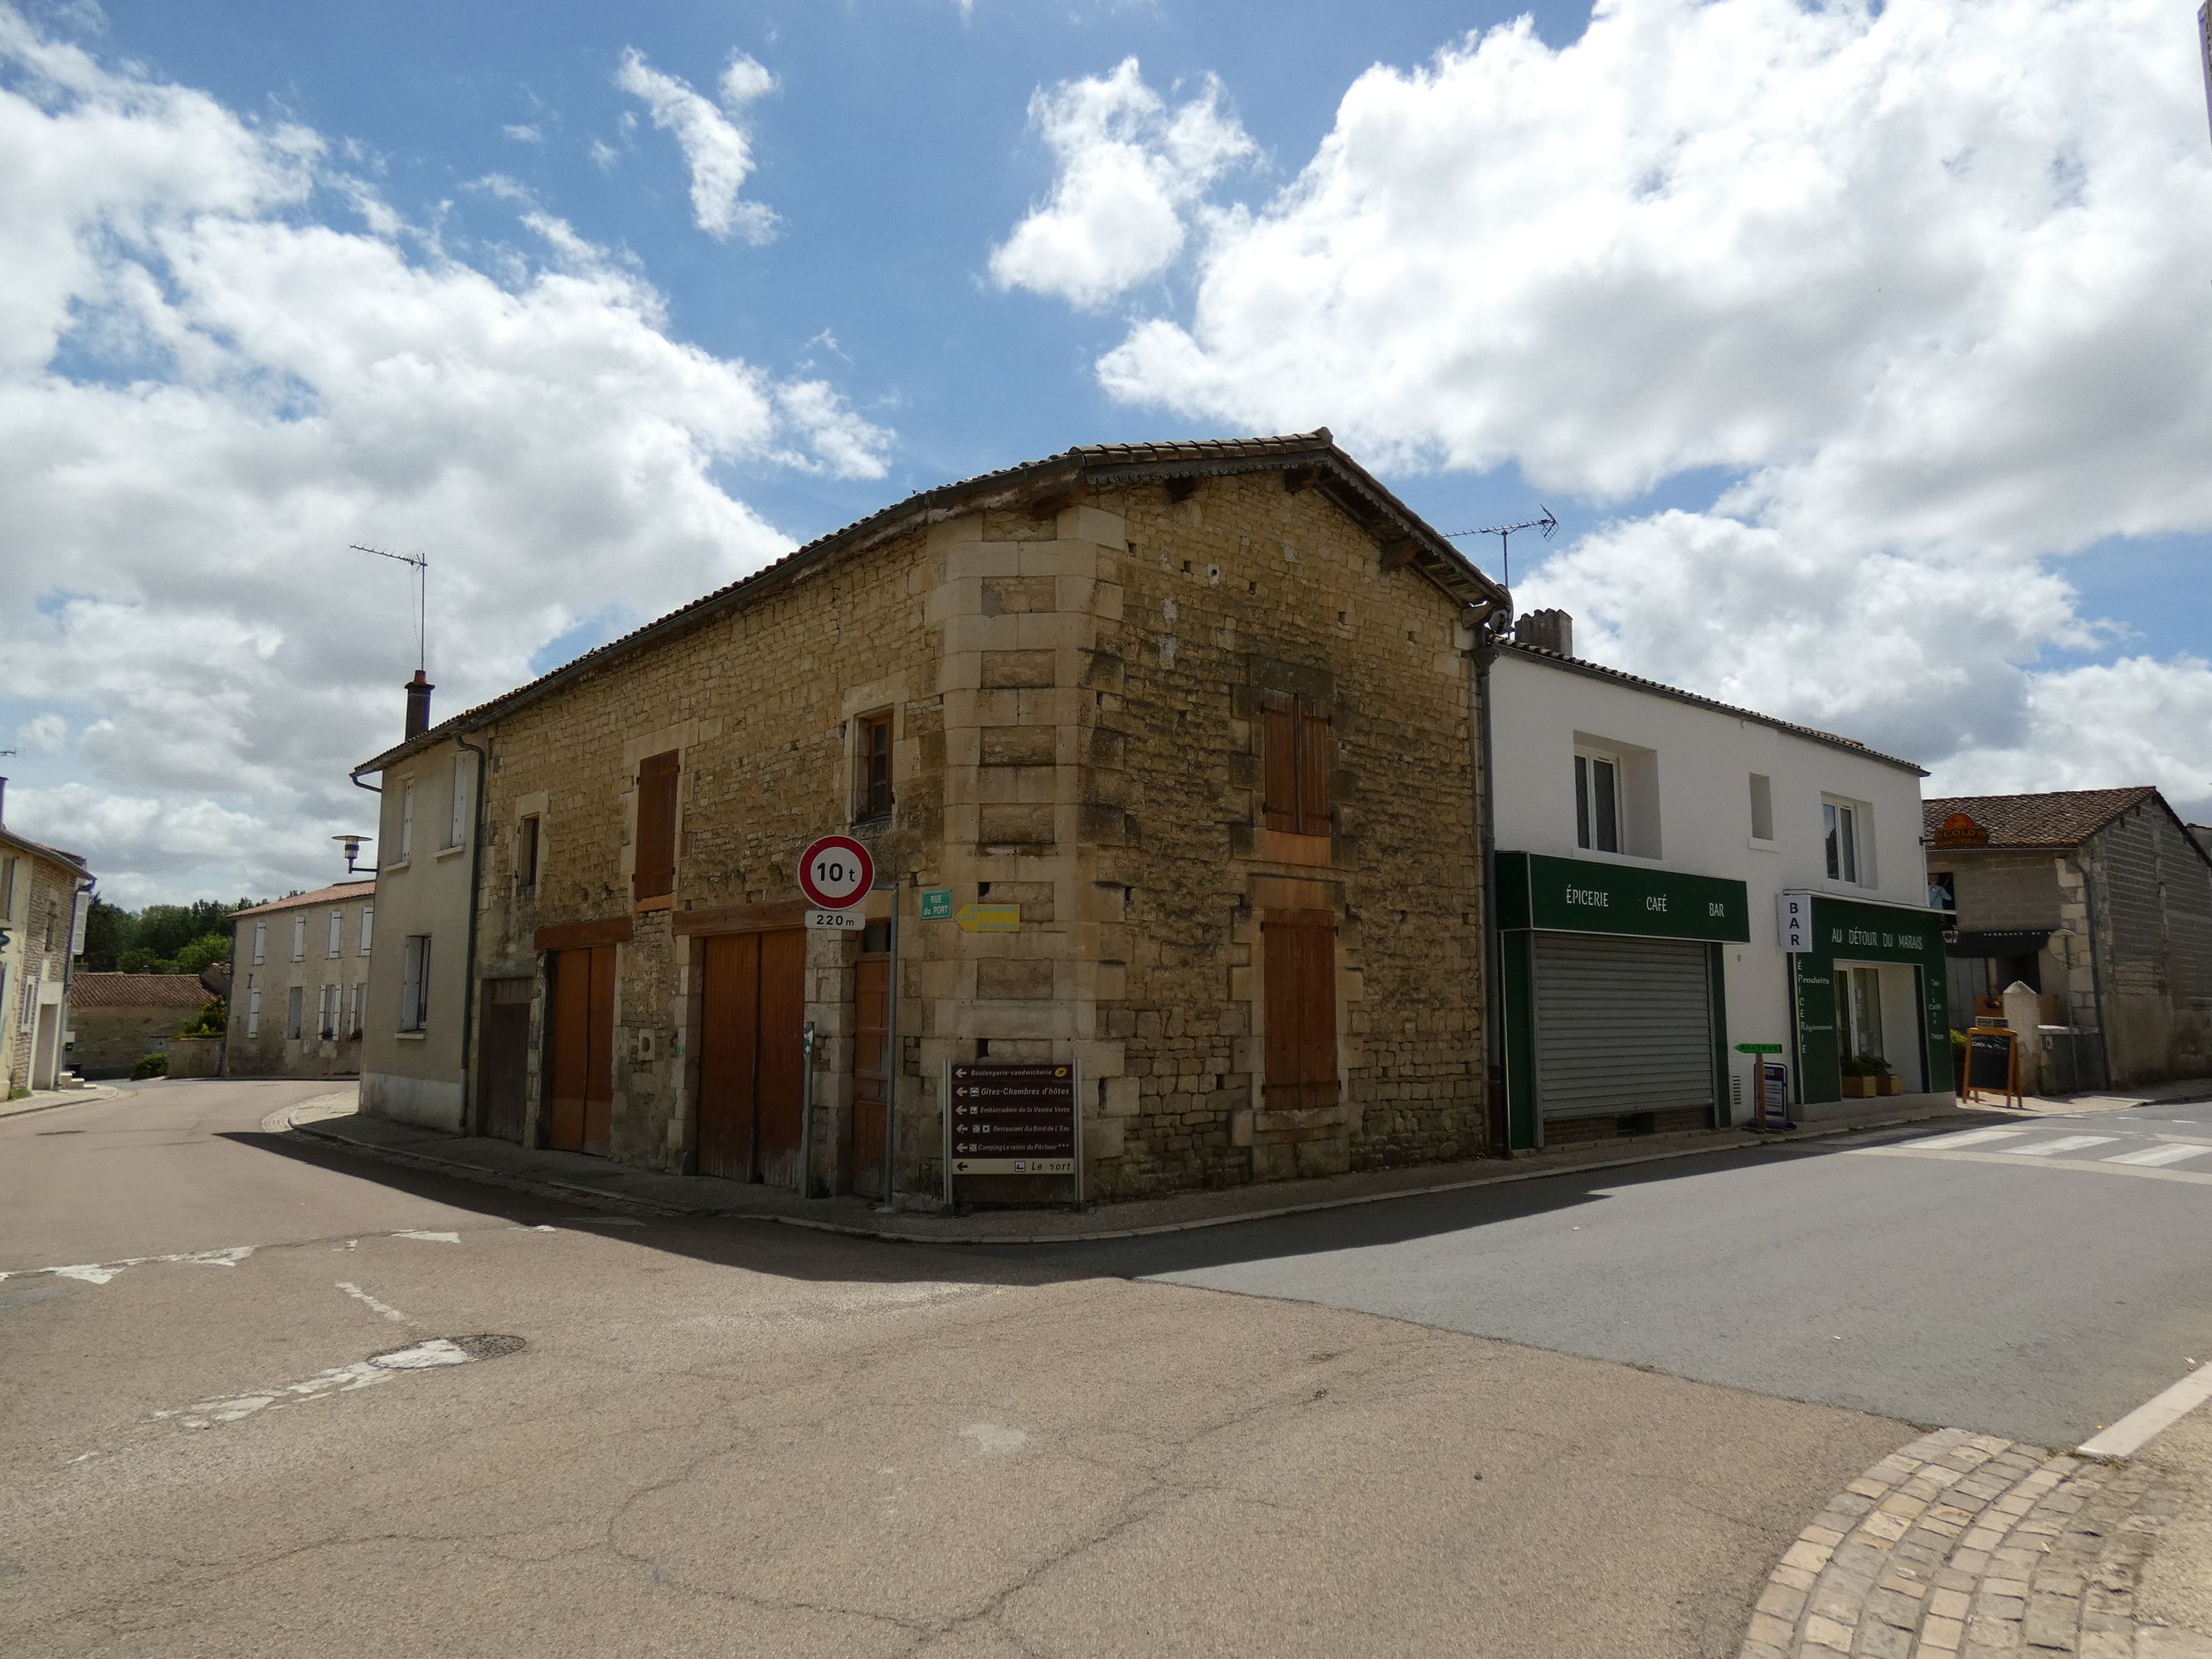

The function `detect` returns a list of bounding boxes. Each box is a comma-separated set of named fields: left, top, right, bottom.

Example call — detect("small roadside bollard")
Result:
left=798, top=1020, right=818, bottom=1199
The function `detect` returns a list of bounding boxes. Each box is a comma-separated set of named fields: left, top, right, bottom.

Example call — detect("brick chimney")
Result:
left=1517, top=608, right=1575, bottom=658
left=404, top=670, right=434, bottom=740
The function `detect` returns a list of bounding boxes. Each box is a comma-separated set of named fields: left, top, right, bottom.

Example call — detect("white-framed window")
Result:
left=246, top=980, right=260, bottom=1037
left=358, top=905, right=374, bottom=955
left=1748, top=773, right=1775, bottom=844
left=447, top=752, right=469, bottom=849
left=285, top=985, right=304, bottom=1040
left=1823, top=797, right=1867, bottom=884
left=1573, top=748, right=1623, bottom=854
left=399, top=780, right=415, bottom=860
left=318, top=984, right=338, bottom=1040
left=349, top=982, right=367, bottom=1039
left=290, top=915, right=307, bottom=961
left=252, top=920, right=266, bottom=965
left=326, top=910, right=343, bottom=958
left=400, top=936, right=431, bottom=1032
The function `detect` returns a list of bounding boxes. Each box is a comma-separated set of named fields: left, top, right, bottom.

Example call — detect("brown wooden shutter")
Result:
left=1260, top=690, right=1298, bottom=831
left=1262, top=909, right=1339, bottom=1113
left=1296, top=699, right=1334, bottom=836
left=633, top=750, right=679, bottom=902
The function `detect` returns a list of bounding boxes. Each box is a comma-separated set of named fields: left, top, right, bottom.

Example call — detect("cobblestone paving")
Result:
left=1739, top=1427, right=2208, bottom=1659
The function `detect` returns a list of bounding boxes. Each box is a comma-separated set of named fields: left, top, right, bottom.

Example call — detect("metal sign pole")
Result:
left=798, top=1020, right=817, bottom=1199
left=880, top=882, right=900, bottom=1211
left=1072, top=1058, right=1085, bottom=1209
left=941, top=1058, right=954, bottom=1211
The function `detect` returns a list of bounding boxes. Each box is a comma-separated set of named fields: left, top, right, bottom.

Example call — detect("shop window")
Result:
left=1748, top=774, right=1775, bottom=843
left=855, top=711, right=894, bottom=821
left=1575, top=750, right=1622, bottom=853
left=1838, top=965, right=1885, bottom=1063
left=633, top=750, right=680, bottom=905
left=1260, top=690, right=1333, bottom=836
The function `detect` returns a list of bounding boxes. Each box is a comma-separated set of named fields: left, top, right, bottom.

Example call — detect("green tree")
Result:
left=174, top=932, right=231, bottom=977
left=80, top=898, right=131, bottom=971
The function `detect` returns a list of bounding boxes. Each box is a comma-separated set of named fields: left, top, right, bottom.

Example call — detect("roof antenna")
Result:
left=1445, top=507, right=1558, bottom=590
left=349, top=543, right=430, bottom=673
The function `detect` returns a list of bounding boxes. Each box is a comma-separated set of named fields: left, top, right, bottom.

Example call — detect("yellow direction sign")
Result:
left=954, top=903, right=1021, bottom=933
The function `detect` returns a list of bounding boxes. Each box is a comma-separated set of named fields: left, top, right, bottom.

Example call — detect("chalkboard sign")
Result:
left=1966, top=1029, right=2020, bottom=1107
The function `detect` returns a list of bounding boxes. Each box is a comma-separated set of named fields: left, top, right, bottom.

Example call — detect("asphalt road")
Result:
left=1004, top=1102, right=2212, bottom=1450
left=2, top=1079, right=1918, bottom=1659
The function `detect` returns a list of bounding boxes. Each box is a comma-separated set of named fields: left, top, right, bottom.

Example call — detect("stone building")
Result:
left=66, top=972, right=215, bottom=1078
left=224, top=880, right=377, bottom=1079
left=352, top=431, right=1509, bottom=1202
left=1, top=800, right=94, bottom=1095
left=1927, top=788, right=2212, bottom=1089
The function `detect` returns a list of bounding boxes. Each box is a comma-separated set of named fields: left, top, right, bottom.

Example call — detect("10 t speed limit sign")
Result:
left=798, top=835, right=874, bottom=910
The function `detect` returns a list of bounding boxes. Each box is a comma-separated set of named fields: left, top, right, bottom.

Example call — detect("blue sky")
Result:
left=2, top=0, right=2209, bottom=902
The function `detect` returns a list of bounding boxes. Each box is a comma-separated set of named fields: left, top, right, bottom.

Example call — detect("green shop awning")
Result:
left=1495, top=851, right=1750, bottom=942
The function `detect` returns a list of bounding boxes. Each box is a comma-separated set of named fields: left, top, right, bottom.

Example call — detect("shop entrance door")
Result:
left=698, top=928, right=807, bottom=1186
left=547, top=946, right=616, bottom=1155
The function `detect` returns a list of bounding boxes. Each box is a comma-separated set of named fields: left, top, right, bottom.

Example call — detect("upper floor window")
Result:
left=400, top=935, right=431, bottom=1032
left=359, top=905, right=374, bottom=955
left=1929, top=871, right=1957, bottom=913
left=517, top=816, right=540, bottom=891
left=290, top=914, right=307, bottom=961
left=1260, top=690, right=1333, bottom=837
left=251, top=920, right=266, bottom=965
left=633, top=750, right=680, bottom=905
left=398, top=780, right=415, bottom=860
left=856, top=711, right=894, bottom=821
left=446, top=752, right=469, bottom=849
left=1748, top=773, right=1775, bottom=844
left=1823, top=797, right=1866, bottom=884
left=326, top=910, right=343, bottom=957
left=0, top=856, right=15, bottom=917
left=1574, top=749, right=1622, bottom=854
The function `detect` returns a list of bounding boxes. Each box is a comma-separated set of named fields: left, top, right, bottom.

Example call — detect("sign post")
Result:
left=942, top=1061, right=1082, bottom=1208
left=1736, top=1042, right=1791, bottom=1131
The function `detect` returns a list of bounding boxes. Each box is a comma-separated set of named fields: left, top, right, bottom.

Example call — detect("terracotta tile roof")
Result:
left=230, top=879, right=376, bottom=919
left=1922, top=787, right=2161, bottom=849
left=353, top=430, right=1510, bottom=776
left=1496, top=640, right=1926, bottom=773
left=70, top=972, right=213, bottom=1010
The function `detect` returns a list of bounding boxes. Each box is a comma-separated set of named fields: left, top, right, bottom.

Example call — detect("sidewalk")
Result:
left=0, top=1082, right=121, bottom=1122
left=2010, top=1077, right=2212, bottom=1118
left=283, top=1087, right=1980, bottom=1245
left=1739, top=1407, right=2212, bottom=1658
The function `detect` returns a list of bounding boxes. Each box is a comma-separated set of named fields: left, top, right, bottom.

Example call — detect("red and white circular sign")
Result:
left=798, top=834, right=874, bottom=910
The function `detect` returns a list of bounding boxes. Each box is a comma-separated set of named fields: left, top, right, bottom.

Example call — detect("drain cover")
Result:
left=367, top=1334, right=527, bottom=1372
left=447, top=1333, right=527, bottom=1360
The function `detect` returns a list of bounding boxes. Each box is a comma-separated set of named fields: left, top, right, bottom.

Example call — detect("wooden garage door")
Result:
left=547, top=945, right=616, bottom=1155
left=698, top=928, right=807, bottom=1186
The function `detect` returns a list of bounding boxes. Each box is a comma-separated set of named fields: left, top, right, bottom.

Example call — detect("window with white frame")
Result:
left=1748, top=773, right=1775, bottom=844
left=349, top=982, right=367, bottom=1039
left=358, top=905, right=374, bottom=955
left=285, top=985, right=304, bottom=1040
left=1823, top=797, right=1869, bottom=884
left=290, top=914, right=307, bottom=961
left=1573, top=748, right=1623, bottom=854
left=326, top=910, right=343, bottom=957
left=400, top=936, right=431, bottom=1032
left=447, top=752, right=469, bottom=849
left=252, top=920, right=266, bottom=965
left=246, top=980, right=260, bottom=1037
left=318, top=984, right=338, bottom=1040
left=399, top=780, right=415, bottom=860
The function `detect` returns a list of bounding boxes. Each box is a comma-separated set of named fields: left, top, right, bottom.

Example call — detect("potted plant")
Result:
left=1839, top=1054, right=1885, bottom=1097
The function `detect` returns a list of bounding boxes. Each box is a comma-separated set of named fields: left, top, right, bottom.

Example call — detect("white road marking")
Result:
left=337, top=1282, right=411, bottom=1323
left=560, top=1217, right=644, bottom=1227
left=2009, top=1135, right=2118, bottom=1158
left=158, top=1340, right=477, bottom=1430
left=960, top=1423, right=1027, bottom=1456
left=51, top=1264, right=122, bottom=1285
left=2104, top=1144, right=2212, bottom=1168
left=1911, top=1128, right=2032, bottom=1151
left=1850, top=1146, right=2212, bottom=1187
left=392, top=1229, right=460, bottom=1243
left=2079, top=1363, right=2212, bottom=1458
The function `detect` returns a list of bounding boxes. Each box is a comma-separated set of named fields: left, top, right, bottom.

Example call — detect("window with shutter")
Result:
left=286, top=985, right=304, bottom=1040
left=633, top=750, right=680, bottom=904
left=327, top=910, right=343, bottom=957
left=291, top=915, right=306, bottom=961
left=1260, top=689, right=1333, bottom=838
left=517, top=816, right=540, bottom=889
left=855, top=711, right=894, bottom=821
left=1262, top=909, right=1339, bottom=1113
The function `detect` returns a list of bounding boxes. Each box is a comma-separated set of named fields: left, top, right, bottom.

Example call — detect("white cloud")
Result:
left=16, top=712, right=67, bottom=753
left=500, top=122, right=542, bottom=144
left=1006, top=0, right=2212, bottom=817
left=615, top=46, right=778, bottom=244
left=0, top=8, right=891, bottom=903
left=989, top=57, right=1254, bottom=310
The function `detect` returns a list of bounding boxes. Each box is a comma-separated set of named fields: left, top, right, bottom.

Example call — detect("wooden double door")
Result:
left=698, top=928, right=807, bottom=1187
left=547, top=945, right=617, bottom=1155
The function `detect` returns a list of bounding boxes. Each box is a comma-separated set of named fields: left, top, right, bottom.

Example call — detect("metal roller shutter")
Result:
left=1533, top=932, right=1714, bottom=1121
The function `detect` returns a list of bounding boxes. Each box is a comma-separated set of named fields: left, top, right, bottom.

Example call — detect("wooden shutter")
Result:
left=633, top=750, right=679, bottom=902
left=1296, top=700, right=1334, bottom=836
left=1262, top=909, right=1339, bottom=1113
left=1260, top=690, right=1298, bottom=831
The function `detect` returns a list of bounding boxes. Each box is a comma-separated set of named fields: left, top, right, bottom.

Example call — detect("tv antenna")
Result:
left=350, top=543, right=429, bottom=673
left=1446, top=507, right=1558, bottom=589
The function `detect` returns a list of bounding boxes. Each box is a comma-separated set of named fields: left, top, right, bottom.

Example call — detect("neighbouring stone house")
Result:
left=224, top=880, right=377, bottom=1079
left=1, top=794, right=93, bottom=1095
left=67, top=972, right=215, bottom=1078
left=352, top=431, right=1510, bottom=1203
left=1927, top=788, right=2212, bottom=1090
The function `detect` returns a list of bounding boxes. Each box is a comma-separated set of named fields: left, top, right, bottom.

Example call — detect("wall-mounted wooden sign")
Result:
left=1930, top=812, right=1991, bottom=849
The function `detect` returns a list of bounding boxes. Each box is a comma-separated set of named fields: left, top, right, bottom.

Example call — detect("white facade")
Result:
left=1490, top=644, right=1939, bottom=1122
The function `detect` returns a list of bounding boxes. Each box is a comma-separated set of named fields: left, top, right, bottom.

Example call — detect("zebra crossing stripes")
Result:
left=2008, top=1135, right=2118, bottom=1158
left=1912, top=1127, right=2031, bottom=1151
left=1851, top=1126, right=2212, bottom=1186
left=2103, top=1142, right=2212, bottom=1168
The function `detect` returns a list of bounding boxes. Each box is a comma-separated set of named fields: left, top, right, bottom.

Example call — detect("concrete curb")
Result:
left=0, top=1084, right=124, bottom=1122
left=284, top=1098, right=1965, bottom=1248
